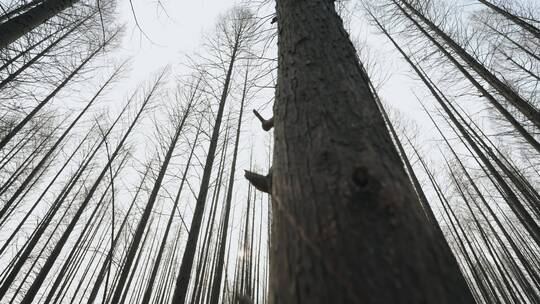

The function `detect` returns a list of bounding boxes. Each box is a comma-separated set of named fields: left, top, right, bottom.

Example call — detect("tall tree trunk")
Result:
left=0, top=62, right=121, bottom=220
left=269, top=1, right=475, bottom=303
left=0, top=126, right=93, bottom=256
left=171, top=39, right=239, bottom=304
left=387, top=2, right=540, bottom=152
left=140, top=125, right=199, bottom=304
left=16, top=70, right=162, bottom=304
left=109, top=94, right=194, bottom=304
left=0, top=0, right=80, bottom=49
left=208, top=67, right=248, bottom=304
left=84, top=166, right=150, bottom=304
left=191, top=122, right=230, bottom=304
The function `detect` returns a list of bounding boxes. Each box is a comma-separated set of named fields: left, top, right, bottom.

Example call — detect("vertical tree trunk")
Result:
left=84, top=167, right=150, bottom=304
left=269, top=1, right=475, bottom=303
left=109, top=89, right=193, bottom=304
left=208, top=68, right=248, bottom=304
left=0, top=0, right=80, bottom=49
left=171, top=40, right=239, bottom=304
left=139, top=128, right=197, bottom=301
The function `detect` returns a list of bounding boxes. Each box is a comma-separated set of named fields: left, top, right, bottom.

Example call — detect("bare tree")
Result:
left=171, top=7, right=259, bottom=303
left=258, top=1, right=475, bottom=303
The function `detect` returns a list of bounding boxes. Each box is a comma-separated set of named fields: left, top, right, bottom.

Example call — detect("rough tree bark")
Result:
left=268, top=1, right=476, bottom=303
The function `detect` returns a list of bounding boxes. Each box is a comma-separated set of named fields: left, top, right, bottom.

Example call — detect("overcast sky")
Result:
left=110, top=0, right=432, bottom=131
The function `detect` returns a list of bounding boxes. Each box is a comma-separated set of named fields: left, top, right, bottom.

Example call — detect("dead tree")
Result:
left=109, top=75, right=197, bottom=304
left=248, top=1, right=475, bottom=303
left=171, top=7, right=257, bottom=303
left=15, top=69, right=164, bottom=304
left=209, top=65, right=250, bottom=304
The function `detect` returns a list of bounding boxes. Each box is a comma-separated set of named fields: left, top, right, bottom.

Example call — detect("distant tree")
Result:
left=171, top=7, right=258, bottom=303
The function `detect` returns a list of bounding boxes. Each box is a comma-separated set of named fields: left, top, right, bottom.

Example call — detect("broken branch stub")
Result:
left=253, top=109, right=274, bottom=131
left=244, top=169, right=272, bottom=194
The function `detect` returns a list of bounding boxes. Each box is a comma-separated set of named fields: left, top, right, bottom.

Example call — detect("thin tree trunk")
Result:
left=109, top=93, right=194, bottom=304
left=16, top=70, right=161, bottom=304
left=0, top=63, right=121, bottom=220
left=191, top=122, right=230, bottom=304
left=387, top=2, right=540, bottom=152
left=0, top=126, right=93, bottom=255
left=171, top=39, right=239, bottom=304
left=0, top=14, right=92, bottom=91
left=209, top=67, right=249, bottom=304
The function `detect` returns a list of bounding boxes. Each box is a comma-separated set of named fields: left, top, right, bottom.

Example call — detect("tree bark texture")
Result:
left=270, top=1, right=475, bottom=303
left=0, top=0, right=80, bottom=49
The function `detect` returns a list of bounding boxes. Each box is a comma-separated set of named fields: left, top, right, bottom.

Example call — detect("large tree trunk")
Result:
left=269, top=1, right=475, bottom=303
left=0, top=0, right=80, bottom=49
